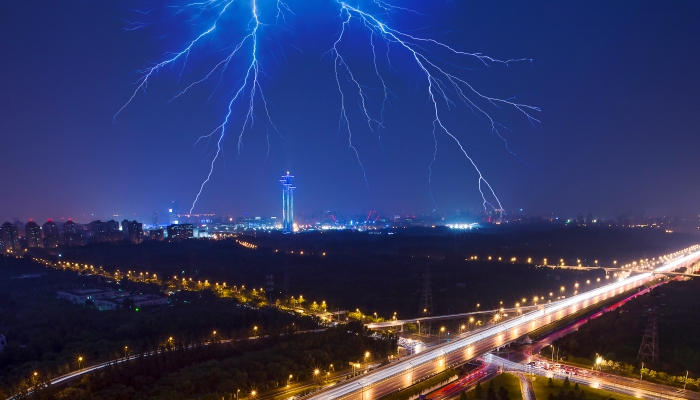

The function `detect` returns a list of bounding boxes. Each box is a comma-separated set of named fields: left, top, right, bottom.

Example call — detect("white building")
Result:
left=56, top=288, right=117, bottom=304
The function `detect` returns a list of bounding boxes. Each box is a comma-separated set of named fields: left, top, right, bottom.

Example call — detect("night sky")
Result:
left=1, top=1, right=699, bottom=223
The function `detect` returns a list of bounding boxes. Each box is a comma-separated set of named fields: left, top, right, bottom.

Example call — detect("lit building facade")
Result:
left=42, top=220, right=59, bottom=248
left=1, top=222, right=19, bottom=253
left=25, top=220, right=42, bottom=248
left=167, top=224, right=193, bottom=241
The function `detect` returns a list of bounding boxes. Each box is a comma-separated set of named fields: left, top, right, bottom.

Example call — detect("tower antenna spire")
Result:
left=280, top=172, right=295, bottom=233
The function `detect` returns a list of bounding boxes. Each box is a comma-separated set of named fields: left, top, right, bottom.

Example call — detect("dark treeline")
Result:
left=552, top=278, right=700, bottom=375
left=23, top=323, right=394, bottom=400
left=0, top=257, right=318, bottom=397
left=36, top=226, right=694, bottom=318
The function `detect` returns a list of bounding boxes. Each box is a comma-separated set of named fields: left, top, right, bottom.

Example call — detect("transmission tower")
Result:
left=637, top=308, right=659, bottom=363
left=283, top=261, right=291, bottom=297
left=419, top=268, right=434, bottom=316
left=265, top=274, right=274, bottom=306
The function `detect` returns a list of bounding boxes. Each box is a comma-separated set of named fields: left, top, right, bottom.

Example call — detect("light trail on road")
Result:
left=306, top=246, right=700, bottom=399
left=5, top=329, right=326, bottom=400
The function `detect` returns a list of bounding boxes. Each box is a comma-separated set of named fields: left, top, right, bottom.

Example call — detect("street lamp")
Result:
left=78, top=356, right=84, bottom=370
left=288, top=374, right=293, bottom=387
left=124, top=346, right=128, bottom=359
left=469, top=316, right=474, bottom=331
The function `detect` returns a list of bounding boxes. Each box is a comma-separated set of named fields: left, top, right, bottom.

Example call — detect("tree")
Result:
left=474, top=381, right=484, bottom=399
left=486, top=380, right=497, bottom=400
left=573, top=382, right=580, bottom=392
left=562, top=377, right=571, bottom=389
left=459, top=390, right=468, bottom=400
left=547, top=377, right=554, bottom=388
left=547, top=394, right=555, bottom=400
left=498, top=385, right=510, bottom=400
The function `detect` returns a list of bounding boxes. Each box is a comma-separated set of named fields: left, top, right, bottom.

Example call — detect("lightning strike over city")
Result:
left=114, top=0, right=538, bottom=214
left=3, top=2, right=700, bottom=399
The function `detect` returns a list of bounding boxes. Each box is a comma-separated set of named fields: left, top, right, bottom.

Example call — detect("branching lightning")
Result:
left=329, top=1, right=539, bottom=211
left=115, top=0, right=538, bottom=214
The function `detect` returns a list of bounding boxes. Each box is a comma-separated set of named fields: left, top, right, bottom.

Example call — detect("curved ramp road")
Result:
left=306, top=247, right=700, bottom=399
left=507, top=372, right=535, bottom=400
left=5, top=329, right=326, bottom=400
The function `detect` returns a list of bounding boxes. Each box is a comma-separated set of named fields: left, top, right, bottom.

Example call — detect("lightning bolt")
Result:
left=115, top=0, right=288, bottom=214
left=115, top=1, right=538, bottom=214
left=329, top=1, right=539, bottom=211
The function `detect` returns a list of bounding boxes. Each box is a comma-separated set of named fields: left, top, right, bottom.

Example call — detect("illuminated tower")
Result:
left=280, top=172, right=295, bottom=233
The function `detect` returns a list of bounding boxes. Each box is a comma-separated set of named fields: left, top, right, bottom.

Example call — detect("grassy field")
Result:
left=384, top=369, right=458, bottom=400
left=495, top=373, right=524, bottom=400
left=530, top=376, right=638, bottom=400
left=458, top=372, right=523, bottom=400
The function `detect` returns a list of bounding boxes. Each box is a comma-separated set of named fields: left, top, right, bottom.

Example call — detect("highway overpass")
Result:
left=365, top=306, right=538, bottom=330
left=305, top=246, right=700, bottom=400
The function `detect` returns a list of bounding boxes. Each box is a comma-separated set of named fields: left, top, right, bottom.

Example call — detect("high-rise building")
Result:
left=61, top=219, right=84, bottom=246
left=169, top=201, right=180, bottom=225
left=147, top=229, right=164, bottom=241
left=121, top=219, right=130, bottom=238
left=1, top=222, right=20, bottom=253
left=167, top=224, right=193, bottom=241
left=89, top=220, right=106, bottom=235
left=121, top=220, right=143, bottom=244
left=105, top=220, right=119, bottom=233
left=63, top=219, right=77, bottom=235
left=13, top=219, right=25, bottom=238
left=280, top=172, right=295, bottom=233
left=89, top=220, right=122, bottom=243
left=25, top=220, right=42, bottom=248
left=43, top=220, right=59, bottom=248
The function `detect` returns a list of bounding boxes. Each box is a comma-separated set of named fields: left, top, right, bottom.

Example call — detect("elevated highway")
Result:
left=306, top=246, right=700, bottom=399
left=365, top=306, right=537, bottom=330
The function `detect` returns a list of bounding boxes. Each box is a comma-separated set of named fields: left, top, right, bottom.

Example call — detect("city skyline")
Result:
left=2, top=1, right=700, bottom=222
